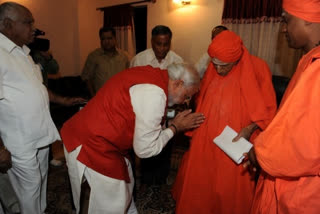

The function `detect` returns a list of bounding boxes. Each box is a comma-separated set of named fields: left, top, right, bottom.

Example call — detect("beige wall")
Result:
left=147, top=0, right=224, bottom=64
left=0, top=0, right=81, bottom=76
left=1, top=0, right=224, bottom=76
left=78, top=0, right=224, bottom=69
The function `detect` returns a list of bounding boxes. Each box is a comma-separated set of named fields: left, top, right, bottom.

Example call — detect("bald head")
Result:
left=0, top=2, right=35, bottom=47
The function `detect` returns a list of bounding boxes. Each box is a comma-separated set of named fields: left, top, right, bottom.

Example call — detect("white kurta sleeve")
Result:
left=130, top=84, right=174, bottom=158
left=0, top=71, right=3, bottom=100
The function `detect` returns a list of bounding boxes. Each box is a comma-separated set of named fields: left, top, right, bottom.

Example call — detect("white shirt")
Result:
left=129, top=84, right=174, bottom=158
left=0, top=33, right=60, bottom=154
left=130, top=48, right=183, bottom=69
left=195, top=52, right=211, bottom=78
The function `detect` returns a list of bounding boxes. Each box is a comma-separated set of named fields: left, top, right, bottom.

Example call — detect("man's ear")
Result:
left=3, top=18, right=13, bottom=30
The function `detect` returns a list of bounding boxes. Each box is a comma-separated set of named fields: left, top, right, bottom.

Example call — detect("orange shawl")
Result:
left=173, top=32, right=277, bottom=214
left=252, top=46, right=320, bottom=214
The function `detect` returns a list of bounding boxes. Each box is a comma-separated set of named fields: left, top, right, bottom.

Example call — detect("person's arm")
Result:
left=0, top=70, right=3, bottom=100
left=84, top=80, right=95, bottom=98
left=0, top=136, right=12, bottom=173
left=81, top=54, right=96, bottom=97
left=253, top=59, right=277, bottom=130
left=255, top=60, right=320, bottom=177
left=131, top=84, right=205, bottom=158
left=131, top=84, right=172, bottom=158
left=47, top=73, right=61, bottom=79
left=232, top=123, right=259, bottom=142
left=48, top=89, right=87, bottom=106
left=235, top=123, right=260, bottom=173
left=0, top=72, right=11, bottom=173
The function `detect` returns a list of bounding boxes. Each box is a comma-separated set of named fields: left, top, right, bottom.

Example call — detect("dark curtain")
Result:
left=102, top=5, right=134, bottom=27
left=133, top=6, right=147, bottom=54
left=222, top=0, right=282, bottom=23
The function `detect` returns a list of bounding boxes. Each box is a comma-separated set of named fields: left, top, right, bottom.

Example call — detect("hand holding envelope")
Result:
left=213, top=126, right=253, bottom=164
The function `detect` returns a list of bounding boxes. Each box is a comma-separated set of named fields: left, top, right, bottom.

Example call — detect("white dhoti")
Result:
left=64, top=145, right=137, bottom=214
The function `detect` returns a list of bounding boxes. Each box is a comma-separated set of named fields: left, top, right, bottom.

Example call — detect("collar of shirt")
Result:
left=150, top=49, right=170, bottom=65
left=0, top=32, right=30, bottom=55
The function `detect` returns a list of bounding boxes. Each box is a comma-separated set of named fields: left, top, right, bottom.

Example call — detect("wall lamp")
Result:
left=173, top=0, right=191, bottom=5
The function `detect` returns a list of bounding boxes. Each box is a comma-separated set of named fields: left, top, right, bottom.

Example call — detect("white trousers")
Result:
left=7, top=146, right=49, bottom=214
left=64, top=145, right=138, bottom=214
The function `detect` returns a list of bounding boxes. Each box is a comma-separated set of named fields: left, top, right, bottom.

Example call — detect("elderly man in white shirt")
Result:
left=130, top=25, right=183, bottom=69
left=0, top=2, right=60, bottom=213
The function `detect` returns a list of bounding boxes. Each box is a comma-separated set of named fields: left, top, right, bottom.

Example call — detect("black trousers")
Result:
left=140, top=139, right=174, bottom=185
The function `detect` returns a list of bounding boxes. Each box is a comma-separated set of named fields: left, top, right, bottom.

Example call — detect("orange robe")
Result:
left=172, top=49, right=277, bottom=214
left=252, top=46, right=320, bottom=214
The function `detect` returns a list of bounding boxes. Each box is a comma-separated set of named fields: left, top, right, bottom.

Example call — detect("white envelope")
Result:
left=213, top=126, right=253, bottom=164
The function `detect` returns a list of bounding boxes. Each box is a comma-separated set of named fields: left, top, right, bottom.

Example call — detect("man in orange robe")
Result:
left=249, top=0, right=320, bottom=213
left=172, top=31, right=277, bottom=214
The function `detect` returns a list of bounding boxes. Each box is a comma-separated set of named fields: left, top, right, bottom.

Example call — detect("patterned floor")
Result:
left=46, top=164, right=177, bottom=214
left=46, top=140, right=187, bottom=213
left=47, top=165, right=74, bottom=214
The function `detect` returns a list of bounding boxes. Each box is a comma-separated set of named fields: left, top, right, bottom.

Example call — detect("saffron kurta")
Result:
left=173, top=31, right=277, bottom=214
left=252, top=46, right=320, bottom=214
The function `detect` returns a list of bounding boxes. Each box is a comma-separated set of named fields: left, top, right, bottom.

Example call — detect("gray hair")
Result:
left=0, top=2, right=25, bottom=30
left=167, top=63, right=200, bottom=87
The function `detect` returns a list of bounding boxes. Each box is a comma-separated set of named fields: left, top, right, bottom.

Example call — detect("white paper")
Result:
left=213, top=126, right=253, bottom=164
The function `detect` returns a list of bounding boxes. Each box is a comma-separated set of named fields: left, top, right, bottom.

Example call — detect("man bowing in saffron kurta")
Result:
left=248, top=0, right=320, bottom=213
left=172, top=31, right=277, bottom=214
